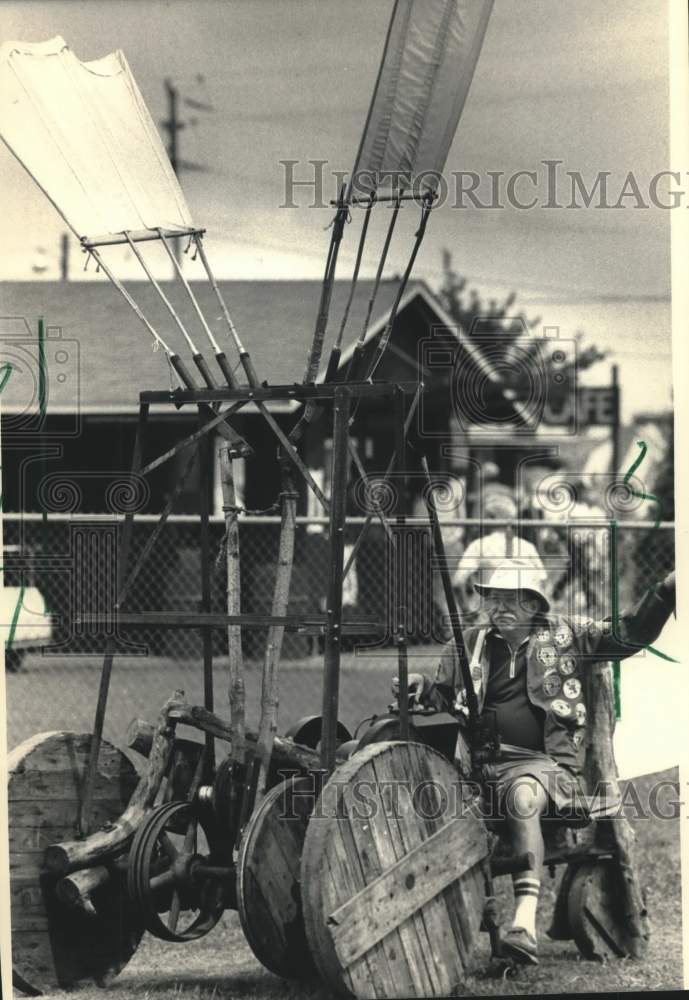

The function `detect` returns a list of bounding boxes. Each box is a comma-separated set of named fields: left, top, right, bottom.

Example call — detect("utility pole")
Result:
left=159, top=78, right=212, bottom=273
left=60, top=233, right=69, bottom=282
left=160, top=80, right=184, bottom=267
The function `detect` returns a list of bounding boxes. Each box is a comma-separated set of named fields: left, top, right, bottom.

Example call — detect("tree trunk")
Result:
left=254, top=459, right=298, bottom=805
left=44, top=690, right=182, bottom=875
left=585, top=662, right=649, bottom=956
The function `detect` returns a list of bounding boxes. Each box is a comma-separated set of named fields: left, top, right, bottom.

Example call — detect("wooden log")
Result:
left=56, top=866, right=110, bottom=917
left=219, top=445, right=246, bottom=766
left=584, top=662, right=649, bottom=956
left=164, top=702, right=343, bottom=772
left=126, top=719, right=155, bottom=757
left=255, top=458, right=297, bottom=805
left=44, top=690, right=182, bottom=876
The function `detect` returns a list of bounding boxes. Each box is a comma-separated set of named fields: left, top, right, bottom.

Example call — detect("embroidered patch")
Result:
left=471, top=665, right=482, bottom=684
left=575, top=703, right=587, bottom=726
left=551, top=699, right=572, bottom=718
left=553, top=625, right=573, bottom=649
left=559, top=655, right=577, bottom=676
left=537, top=645, right=557, bottom=668
left=534, top=628, right=551, bottom=643
left=563, top=678, right=582, bottom=699
left=543, top=674, right=562, bottom=697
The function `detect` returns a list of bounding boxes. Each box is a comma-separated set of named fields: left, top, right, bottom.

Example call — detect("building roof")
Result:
left=0, top=277, right=469, bottom=413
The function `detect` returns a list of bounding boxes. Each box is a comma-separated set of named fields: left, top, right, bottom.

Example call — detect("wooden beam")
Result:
left=327, top=817, right=488, bottom=968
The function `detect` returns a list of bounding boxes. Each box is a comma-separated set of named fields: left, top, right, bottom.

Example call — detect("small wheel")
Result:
left=567, top=861, right=638, bottom=960
left=127, top=801, right=231, bottom=942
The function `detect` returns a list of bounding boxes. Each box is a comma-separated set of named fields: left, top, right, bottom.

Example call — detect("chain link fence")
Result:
left=3, top=514, right=674, bottom=752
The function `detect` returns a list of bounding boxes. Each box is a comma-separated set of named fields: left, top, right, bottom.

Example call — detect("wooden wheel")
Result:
left=301, top=740, right=488, bottom=1000
left=237, top=776, right=317, bottom=980
left=567, top=861, right=639, bottom=960
left=8, top=731, right=143, bottom=993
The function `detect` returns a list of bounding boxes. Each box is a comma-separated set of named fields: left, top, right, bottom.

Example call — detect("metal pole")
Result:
left=345, top=195, right=401, bottom=383
left=610, top=519, right=621, bottom=720
left=421, top=455, right=479, bottom=723
left=320, top=387, right=351, bottom=772
left=611, top=364, right=620, bottom=476
left=324, top=196, right=375, bottom=382
left=79, top=402, right=149, bottom=835
left=364, top=197, right=433, bottom=382
left=393, top=386, right=409, bottom=740
left=198, top=410, right=216, bottom=771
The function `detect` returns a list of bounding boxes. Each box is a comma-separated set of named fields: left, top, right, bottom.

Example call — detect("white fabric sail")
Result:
left=0, top=36, right=194, bottom=242
left=351, top=0, right=494, bottom=198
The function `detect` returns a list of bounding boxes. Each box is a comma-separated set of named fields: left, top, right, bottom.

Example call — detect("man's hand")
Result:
left=391, top=672, right=428, bottom=707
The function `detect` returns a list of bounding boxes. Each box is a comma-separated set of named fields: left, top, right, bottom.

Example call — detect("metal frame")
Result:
left=79, top=379, right=418, bottom=829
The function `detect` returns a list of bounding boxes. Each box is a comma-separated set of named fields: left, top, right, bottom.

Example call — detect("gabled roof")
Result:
left=0, top=278, right=495, bottom=413
left=320, top=280, right=499, bottom=384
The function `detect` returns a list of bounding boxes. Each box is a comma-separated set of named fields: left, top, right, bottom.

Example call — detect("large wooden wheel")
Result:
left=8, top=731, right=143, bottom=994
left=237, top=776, right=316, bottom=980
left=301, top=740, right=489, bottom=1000
left=568, top=861, right=639, bottom=960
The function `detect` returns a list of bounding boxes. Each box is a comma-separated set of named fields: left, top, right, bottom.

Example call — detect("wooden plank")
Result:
left=387, top=743, right=458, bottom=995
left=335, top=784, right=391, bottom=999
left=323, top=829, right=375, bottom=998
left=417, top=745, right=482, bottom=976
left=370, top=751, right=437, bottom=998
left=8, top=769, right=133, bottom=801
left=329, top=808, right=487, bottom=967
left=340, top=765, right=416, bottom=999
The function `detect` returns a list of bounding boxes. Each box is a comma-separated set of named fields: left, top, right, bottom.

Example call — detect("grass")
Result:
left=6, top=651, right=685, bottom=998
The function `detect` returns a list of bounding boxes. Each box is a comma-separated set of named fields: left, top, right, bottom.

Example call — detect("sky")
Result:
left=0, top=0, right=677, bottom=417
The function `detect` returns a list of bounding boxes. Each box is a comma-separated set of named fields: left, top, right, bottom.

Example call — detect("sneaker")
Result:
left=501, top=927, right=539, bottom=965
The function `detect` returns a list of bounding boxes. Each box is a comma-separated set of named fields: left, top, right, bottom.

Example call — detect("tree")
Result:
left=437, top=250, right=606, bottom=421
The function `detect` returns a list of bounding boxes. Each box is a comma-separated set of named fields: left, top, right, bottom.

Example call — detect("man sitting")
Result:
left=394, top=558, right=676, bottom=965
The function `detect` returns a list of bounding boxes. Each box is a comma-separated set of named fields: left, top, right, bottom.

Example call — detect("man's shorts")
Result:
left=480, top=744, right=591, bottom=827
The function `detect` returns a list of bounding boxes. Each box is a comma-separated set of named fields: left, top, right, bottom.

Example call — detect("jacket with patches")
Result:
left=425, top=580, right=675, bottom=775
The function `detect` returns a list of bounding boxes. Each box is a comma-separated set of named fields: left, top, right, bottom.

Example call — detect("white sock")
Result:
left=512, top=876, right=540, bottom=937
